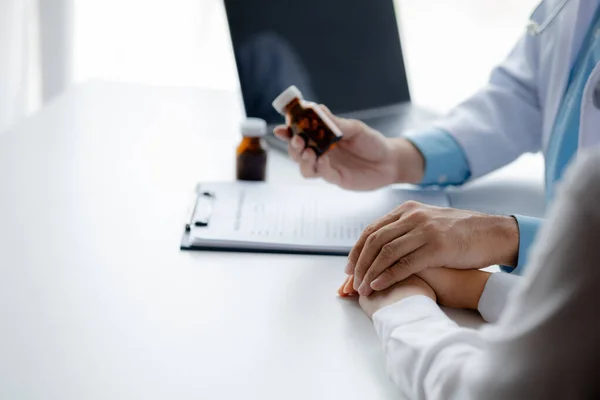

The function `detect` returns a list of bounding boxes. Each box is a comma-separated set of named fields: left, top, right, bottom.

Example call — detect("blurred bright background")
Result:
left=1, top=0, right=539, bottom=134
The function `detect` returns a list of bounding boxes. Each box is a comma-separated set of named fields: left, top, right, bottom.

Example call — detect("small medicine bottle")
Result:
left=272, top=85, right=342, bottom=156
left=236, top=118, right=268, bottom=181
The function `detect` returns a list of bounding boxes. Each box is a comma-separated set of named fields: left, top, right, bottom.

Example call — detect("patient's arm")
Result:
left=339, top=268, right=521, bottom=323
left=339, top=268, right=489, bottom=306
left=343, top=150, right=600, bottom=399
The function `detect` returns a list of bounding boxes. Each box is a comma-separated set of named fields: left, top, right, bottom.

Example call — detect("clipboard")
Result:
left=180, top=182, right=450, bottom=255
left=179, top=184, right=348, bottom=255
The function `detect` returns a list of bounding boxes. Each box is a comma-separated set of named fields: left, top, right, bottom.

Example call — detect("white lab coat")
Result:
left=436, top=0, right=600, bottom=178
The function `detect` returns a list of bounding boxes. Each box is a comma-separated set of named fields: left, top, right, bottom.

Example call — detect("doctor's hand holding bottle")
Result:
left=274, top=106, right=520, bottom=296
left=273, top=106, right=426, bottom=190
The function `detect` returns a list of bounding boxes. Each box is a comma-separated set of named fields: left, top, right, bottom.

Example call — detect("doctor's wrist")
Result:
left=389, top=138, right=425, bottom=184
left=489, top=215, right=520, bottom=267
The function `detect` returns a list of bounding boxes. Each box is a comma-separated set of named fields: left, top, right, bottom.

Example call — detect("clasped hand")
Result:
left=339, top=268, right=492, bottom=318
left=345, top=201, right=518, bottom=297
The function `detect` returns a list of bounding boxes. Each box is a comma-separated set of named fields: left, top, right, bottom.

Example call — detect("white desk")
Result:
left=0, top=82, right=545, bottom=400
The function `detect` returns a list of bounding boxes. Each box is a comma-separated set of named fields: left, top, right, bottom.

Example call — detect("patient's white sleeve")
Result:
left=372, top=151, right=600, bottom=399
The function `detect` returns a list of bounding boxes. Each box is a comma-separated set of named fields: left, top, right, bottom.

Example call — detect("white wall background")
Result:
left=1, top=0, right=540, bottom=134
left=398, top=0, right=540, bottom=112
left=0, top=0, right=40, bottom=134
left=73, top=0, right=238, bottom=92
left=73, top=0, right=540, bottom=114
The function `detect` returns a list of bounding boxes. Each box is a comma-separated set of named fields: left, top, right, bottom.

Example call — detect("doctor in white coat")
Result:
left=275, top=0, right=600, bottom=296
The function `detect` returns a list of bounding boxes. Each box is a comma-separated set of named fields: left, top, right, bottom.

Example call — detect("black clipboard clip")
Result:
left=185, top=191, right=215, bottom=232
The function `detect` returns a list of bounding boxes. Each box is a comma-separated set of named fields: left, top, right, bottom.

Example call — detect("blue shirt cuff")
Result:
left=500, top=215, right=542, bottom=275
left=404, top=129, right=471, bottom=186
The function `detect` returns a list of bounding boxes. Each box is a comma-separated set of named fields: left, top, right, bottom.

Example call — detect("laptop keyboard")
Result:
left=361, top=106, right=436, bottom=137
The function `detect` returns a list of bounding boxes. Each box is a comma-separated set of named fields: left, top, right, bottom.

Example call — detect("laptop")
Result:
left=224, top=0, right=438, bottom=152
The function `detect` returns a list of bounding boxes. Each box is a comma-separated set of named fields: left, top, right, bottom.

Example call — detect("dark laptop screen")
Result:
left=224, top=0, right=411, bottom=124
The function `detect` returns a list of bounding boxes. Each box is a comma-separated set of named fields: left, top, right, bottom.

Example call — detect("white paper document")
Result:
left=187, top=182, right=449, bottom=254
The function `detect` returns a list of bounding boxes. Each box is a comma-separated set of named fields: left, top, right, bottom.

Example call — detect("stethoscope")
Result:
left=526, top=0, right=571, bottom=36
left=525, top=0, right=600, bottom=110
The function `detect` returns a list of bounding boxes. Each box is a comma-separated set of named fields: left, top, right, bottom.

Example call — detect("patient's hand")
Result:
left=339, top=268, right=491, bottom=313
left=356, top=275, right=436, bottom=318
left=417, top=268, right=491, bottom=310
left=338, top=274, right=358, bottom=297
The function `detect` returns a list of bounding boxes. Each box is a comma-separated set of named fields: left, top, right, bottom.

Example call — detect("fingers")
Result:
left=337, top=275, right=357, bottom=297
left=287, top=135, right=319, bottom=179
left=358, top=233, right=426, bottom=296
left=370, top=247, right=434, bottom=291
left=353, top=222, right=415, bottom=291
left=299, top=148, right=318, bottom=178
left=274, top=125, right=292, bottom=141
left=346, top=214, right=405, bottom=277
left=347, top=215, right=399, bottom=276
left=279, top=104, right=349, bottom=182
left=288, top=135, right=305, bottom=161
left=346, top=201, right=420, bottom=277
left=337, top=275, right=351, bottom=296
left=344, top=275, right=356, bottom=295
left=316, top=154, right=342, bottom=186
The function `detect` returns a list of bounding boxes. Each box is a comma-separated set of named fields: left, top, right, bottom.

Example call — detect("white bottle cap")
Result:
left=272, top=85, right=303, bottom=115
left=240, top=118, right=267, bottom=137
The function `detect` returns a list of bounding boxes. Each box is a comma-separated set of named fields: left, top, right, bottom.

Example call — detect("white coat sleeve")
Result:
left=372, top=149, right=600, bottom=399
left=477, top=271, right=522, bottom=323
left=435, top=24, right=543, bottom=179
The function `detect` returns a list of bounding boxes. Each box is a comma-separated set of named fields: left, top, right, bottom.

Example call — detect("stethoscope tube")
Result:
left=527, top=0, right=571, bottom=36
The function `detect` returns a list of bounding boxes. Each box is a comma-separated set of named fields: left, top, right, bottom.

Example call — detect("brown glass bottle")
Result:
left=236, top=118, right=268, bottom=181
left=272, top=85, right=342, bottom=156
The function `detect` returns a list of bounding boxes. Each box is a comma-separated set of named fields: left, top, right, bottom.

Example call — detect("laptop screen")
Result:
left=224, top=0, right=411, bottom=124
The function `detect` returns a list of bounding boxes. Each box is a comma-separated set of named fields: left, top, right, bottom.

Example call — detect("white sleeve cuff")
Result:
left=373, top=295, right=451, bottom=342
left=477, top=272, right=522, bottom=323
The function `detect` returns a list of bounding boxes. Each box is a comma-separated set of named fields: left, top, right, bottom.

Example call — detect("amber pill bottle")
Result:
left=236, top=118, right=268, bottom=181
left=272, top=85, right=342, bottom=156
